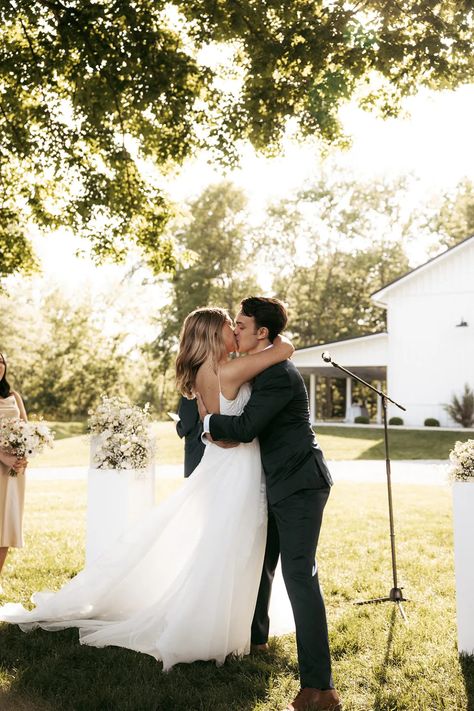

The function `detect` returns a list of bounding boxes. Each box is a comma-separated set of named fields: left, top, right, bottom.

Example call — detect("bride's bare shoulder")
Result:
left=195, top=361, right=215, bottom=389
left=195, top=362, right=220, bottom=413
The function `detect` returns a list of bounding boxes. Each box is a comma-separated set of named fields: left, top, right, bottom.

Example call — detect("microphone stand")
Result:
left=321, top=353, right=408, bottom=622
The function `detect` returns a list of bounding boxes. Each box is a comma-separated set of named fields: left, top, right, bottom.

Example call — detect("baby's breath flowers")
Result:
left=0, top=418, right=54, bottom=476
left=449, top=439, right=474, bottom=481
left=88, top=396, right=154, bottom=471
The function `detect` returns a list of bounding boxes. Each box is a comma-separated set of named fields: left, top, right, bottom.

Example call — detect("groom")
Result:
left=198, top=297, right=341, bottom=711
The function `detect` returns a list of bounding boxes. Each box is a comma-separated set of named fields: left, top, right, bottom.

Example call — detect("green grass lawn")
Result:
left=315, top=425, right=473, bottom=460
left=31, top=421, right=473, bottom=468
left=0, top=479, right=472, bottom=710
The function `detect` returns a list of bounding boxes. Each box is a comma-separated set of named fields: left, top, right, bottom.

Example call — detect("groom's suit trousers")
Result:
left=251, top=486, right=333, bottom=690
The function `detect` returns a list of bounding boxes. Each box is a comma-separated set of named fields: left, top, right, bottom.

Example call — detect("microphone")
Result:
left=321, top=351, right=332, bottom=363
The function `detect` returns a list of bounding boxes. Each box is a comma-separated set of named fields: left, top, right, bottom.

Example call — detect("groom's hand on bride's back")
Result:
left=206, top=433, right=239, bottom=449
left=195, top=393, right=239, bottom=449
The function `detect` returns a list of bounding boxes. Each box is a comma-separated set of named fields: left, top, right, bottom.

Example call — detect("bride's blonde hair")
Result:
left=176, top=307, right=231, bottom=398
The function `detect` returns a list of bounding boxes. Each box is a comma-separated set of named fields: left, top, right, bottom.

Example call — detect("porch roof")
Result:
left=292, top=332, right=388, bottom=381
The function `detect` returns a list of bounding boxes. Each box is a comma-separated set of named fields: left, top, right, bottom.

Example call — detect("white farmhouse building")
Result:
left=292, top=235, right=474, bottom=427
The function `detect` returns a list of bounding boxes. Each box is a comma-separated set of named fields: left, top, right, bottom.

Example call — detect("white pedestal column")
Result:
left=86, top=466, right=155, bottom=566
left=309, top=373, right=316, bottom=424
left=452, top=481, right=474, bottom=654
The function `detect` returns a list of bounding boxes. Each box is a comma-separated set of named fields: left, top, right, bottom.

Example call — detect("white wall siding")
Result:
left=385, top=241, right=474, bottom=426
left=293, top=238, right=474, bottom=428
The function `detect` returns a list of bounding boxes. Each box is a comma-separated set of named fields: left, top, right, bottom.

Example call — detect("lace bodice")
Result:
left=219, top=382, right=251, bottom=417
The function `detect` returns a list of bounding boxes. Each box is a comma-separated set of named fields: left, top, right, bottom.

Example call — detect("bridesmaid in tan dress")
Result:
left=0, top=353, right=28, bottom=594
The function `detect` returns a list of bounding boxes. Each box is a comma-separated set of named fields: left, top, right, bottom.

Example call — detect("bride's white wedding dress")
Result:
left=0, top=384, right=269, bottom=669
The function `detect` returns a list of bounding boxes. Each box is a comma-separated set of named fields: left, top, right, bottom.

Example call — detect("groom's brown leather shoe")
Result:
left=285, top=687, right=342, bottom=711
left=250, top=642, right=269, bottom=653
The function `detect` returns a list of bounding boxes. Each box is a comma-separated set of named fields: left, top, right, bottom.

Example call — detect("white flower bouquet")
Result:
left=0, top=418, right=54, bottom=476
left=88, top=396, right=154, bottom=471
left=449, top=439, right=474, bottom=481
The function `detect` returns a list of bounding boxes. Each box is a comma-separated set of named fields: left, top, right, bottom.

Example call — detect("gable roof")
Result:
left=292, top=331, right=388, bottom=376
left=371, top=234, right=474, bottom=306
left=295, top=331, right=387, bottom=352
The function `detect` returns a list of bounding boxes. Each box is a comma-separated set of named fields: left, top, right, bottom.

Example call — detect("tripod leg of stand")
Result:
left=354, top=594, right=408, bottom=623
left=397, top=602, right=408, bottom=623
left=355, top=597, right=391, bottom=605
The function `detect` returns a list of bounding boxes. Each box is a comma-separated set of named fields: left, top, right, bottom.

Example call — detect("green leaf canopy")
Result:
left=1, top=0, right=473, bottom=276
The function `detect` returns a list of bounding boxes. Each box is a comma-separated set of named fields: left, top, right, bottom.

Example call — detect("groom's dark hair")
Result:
left=240, top=297, right=288, bottom=342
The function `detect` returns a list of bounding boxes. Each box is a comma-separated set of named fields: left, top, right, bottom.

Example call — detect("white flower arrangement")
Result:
left=449, top=439, right=474, bottom=481
left=0, top=418, right=54, bottom=476
left=88, top=396, right=154, bottom=471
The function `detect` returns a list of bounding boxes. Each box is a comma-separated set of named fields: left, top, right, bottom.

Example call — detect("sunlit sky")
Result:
left=171, top=84, right=474, bottom=205
left=30, top=83, right=474, bottom=295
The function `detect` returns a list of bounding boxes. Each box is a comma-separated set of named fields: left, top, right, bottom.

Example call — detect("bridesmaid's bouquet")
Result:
left=0, top=418, right=54, bottom=476
left=88, top=396, right=154, bottom=471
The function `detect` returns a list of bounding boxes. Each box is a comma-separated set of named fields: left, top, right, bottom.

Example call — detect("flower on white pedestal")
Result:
left=88, top=396, right=154, bottom=471
left=449, top=439, right=474, bottom=481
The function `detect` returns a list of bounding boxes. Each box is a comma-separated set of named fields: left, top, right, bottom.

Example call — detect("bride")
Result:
left=0, top=307, right=293, bottom=669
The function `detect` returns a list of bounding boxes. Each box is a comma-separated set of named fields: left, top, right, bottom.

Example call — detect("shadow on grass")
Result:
left=355, top=429, right=472, bottom=461
left=316, top=424, right=473, bottom=460
left=0, top=624, right=297, bottom=711
left=460, top=653, right=474, bottom=711
left=372, top=606, right=397, bottom=710
left=354, top=441, right=386, bottom=460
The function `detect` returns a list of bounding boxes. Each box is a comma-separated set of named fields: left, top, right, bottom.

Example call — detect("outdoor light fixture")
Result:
left=456, top=318, right=469, bottom=327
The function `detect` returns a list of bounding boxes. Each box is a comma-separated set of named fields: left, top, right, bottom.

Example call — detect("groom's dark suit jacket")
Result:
left=209, top=360, right=333, bottom=504
left=176, top=396, right=205, bottom=478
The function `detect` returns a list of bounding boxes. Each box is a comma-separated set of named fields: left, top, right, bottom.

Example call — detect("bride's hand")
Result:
left=272, top=334, right=294, bottom=354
